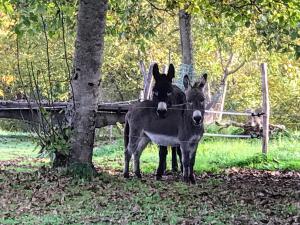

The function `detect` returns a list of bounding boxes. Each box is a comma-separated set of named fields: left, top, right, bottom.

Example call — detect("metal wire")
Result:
left=0, top=106, right=64, bottom=110
left=205, top=110, right=252, bottom=116
left=99, top=99, right=139, bottom=105
left=0, top=100, right=265, bottom=117
left=122, top=132, right=259, bottom=143
left=203, top=133, right=253, bottom=138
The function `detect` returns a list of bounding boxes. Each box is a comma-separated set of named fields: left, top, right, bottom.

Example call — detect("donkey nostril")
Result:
left=193, top=116, right=202, bottom=123
left=192, top=110, right=202, bottom=124
left=157, top=109, right=167, bottom=118
left=157, top=109, right=167, bottom=114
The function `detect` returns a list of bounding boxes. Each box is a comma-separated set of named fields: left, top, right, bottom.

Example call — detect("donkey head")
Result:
left=152, top=63, right=175, bottom=118
left=183, top=73, right=207, bottom=126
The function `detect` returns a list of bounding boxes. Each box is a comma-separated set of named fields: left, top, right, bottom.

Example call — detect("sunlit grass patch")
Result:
left=92, top=137, right=300, bottom=174
left=0, top=131, right=37, bottom=161
left=0, top=130, right=299, bottom=174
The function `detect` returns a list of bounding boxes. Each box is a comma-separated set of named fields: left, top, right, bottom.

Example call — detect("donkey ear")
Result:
left=167, top=64, right=175, bottom=81
left=153, top=63, right=160, bottom=81
left=183, top=75, right=191, bottom=90
left=197, top=73, right=207, bottom=88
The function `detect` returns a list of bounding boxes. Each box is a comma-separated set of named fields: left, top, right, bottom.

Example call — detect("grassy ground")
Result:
left=0, top=130, right=299, bottom=224
left=93, top=134, right=300, bottom=175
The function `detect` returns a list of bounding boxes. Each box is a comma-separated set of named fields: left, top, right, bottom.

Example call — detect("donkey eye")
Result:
left=153, top=91, right=158, bottom=96
left=167, top=92, right=172, bottom=96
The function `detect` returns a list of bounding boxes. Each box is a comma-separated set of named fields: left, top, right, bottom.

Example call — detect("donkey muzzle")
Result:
left=192, top=110, right=202, bottom=125
left=157, top=102, right=167, bottom=118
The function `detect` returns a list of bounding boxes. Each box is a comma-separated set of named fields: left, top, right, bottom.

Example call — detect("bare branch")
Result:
left=40, top=15, right=54, bottom=105
left=16, top=37, right=40, bottom=136
left=227, top=61, right=246, bottom=75
left=145, top=0, right=175, bottom=16
left=215, top=36, right=226, bottom=72
left=218, top=48, right=226, bottom=72
left=59, top=7, right=76, bottom=108
left=225, top=51, right=233, bottom=71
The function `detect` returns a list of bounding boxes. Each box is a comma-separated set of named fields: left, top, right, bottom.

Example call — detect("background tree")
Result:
left=0, top=0, right=299, bottom=163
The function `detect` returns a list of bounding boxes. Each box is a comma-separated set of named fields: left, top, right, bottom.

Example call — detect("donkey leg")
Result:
left=171, top=147, right=178, bottom=172
left=176, top=147, right=183, bottom=173
left=123, top=149, right=132, bottom=178
left=133, top=151, right=142, bottom=178
left=133, top=137, right=149, bottom=179
left=156, top=146, right=168, bottom=180
left=189, top=151, right=196, bottom=184
left=181, top=147, right=190, bottom=183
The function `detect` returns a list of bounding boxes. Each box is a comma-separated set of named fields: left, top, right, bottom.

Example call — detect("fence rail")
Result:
left=205, top=110, right=253, bottom=117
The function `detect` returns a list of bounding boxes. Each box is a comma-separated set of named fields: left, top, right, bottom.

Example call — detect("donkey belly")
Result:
left=144, top=131, right=180, bottom=147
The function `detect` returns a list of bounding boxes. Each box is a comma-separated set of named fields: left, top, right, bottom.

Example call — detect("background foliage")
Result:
left=0, top=0, right=299, bottom=129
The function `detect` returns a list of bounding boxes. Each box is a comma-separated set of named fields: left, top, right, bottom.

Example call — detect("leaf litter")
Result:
left=0, top=164, right=299, bottom=224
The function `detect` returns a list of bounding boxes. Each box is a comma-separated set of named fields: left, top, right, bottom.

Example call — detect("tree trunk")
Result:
left=218, top=79, right=228, bottom=121
left=179, top=9, right=193, bottom=65
left=53, top=151, right=69, bottom=168
left=68, top=0, right=108, bottom=176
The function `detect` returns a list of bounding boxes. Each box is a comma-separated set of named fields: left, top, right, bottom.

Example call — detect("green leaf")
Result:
left=234, top=15, right=242, bottom=22
left=23, top=17, right=31, bottom=27
left=245, top=21, right=251, bottom=28
left=29, top=12, right=38, bottom=22
left=36, top=4, right=46, bottom=14
left=295, top=45, right=300, bottom=59
left=250, top=40, right=257, bottom=51
left=290, top=30, right=299, bottom=40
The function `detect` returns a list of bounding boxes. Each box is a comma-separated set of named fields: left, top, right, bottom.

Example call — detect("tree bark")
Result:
left=218, top=78, right=228, bottom=121
left=68, top=0, right=108, bottom=174
left=179, top=9, right=193, bottom=65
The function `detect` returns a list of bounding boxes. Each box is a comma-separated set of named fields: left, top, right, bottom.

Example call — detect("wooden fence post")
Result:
left=144, top=62, right=155, bottom=100
left=261, top=63, right=270, bottom=154
left=139, top=60, right=147, bottom=101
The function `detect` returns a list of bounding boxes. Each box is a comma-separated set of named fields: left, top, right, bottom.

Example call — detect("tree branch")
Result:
left=225, top=51, right=233, bottom=71
left=227, top=60, right=246, bottom=75
left=145, top=0, right=174, bottom=16
left=216, top=35, right=226, bottom=72
left=40, top=15, right=54, bottom=105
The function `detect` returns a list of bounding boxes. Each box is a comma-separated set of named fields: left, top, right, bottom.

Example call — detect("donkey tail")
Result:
left=124, top=121, right=129, bottom=149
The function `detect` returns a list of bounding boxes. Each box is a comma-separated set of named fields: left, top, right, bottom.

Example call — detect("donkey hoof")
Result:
left=183, top=176, right=189, bottom=183
left=123, top=172, right=130, bottom=178
left=156, top=175, right=162, bottom=180
left=172, top=167, right=178, bottom=173
left=135, top=172, right=142, bottom=179
left=189, top=176, right=196, bottom=184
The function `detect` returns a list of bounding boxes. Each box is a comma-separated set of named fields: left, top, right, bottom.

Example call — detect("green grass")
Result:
left=93, top=136, right=300, bottom=174
left=1, top=130, right=300, bottom=173
left=0, top=131, right=38, bottom=161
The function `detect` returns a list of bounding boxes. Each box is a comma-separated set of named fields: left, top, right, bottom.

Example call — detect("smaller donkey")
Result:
left=124, top=73, right=207, bottom=183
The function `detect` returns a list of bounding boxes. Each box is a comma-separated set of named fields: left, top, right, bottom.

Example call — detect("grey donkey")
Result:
left=124, top=73, right=207, bottom=183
